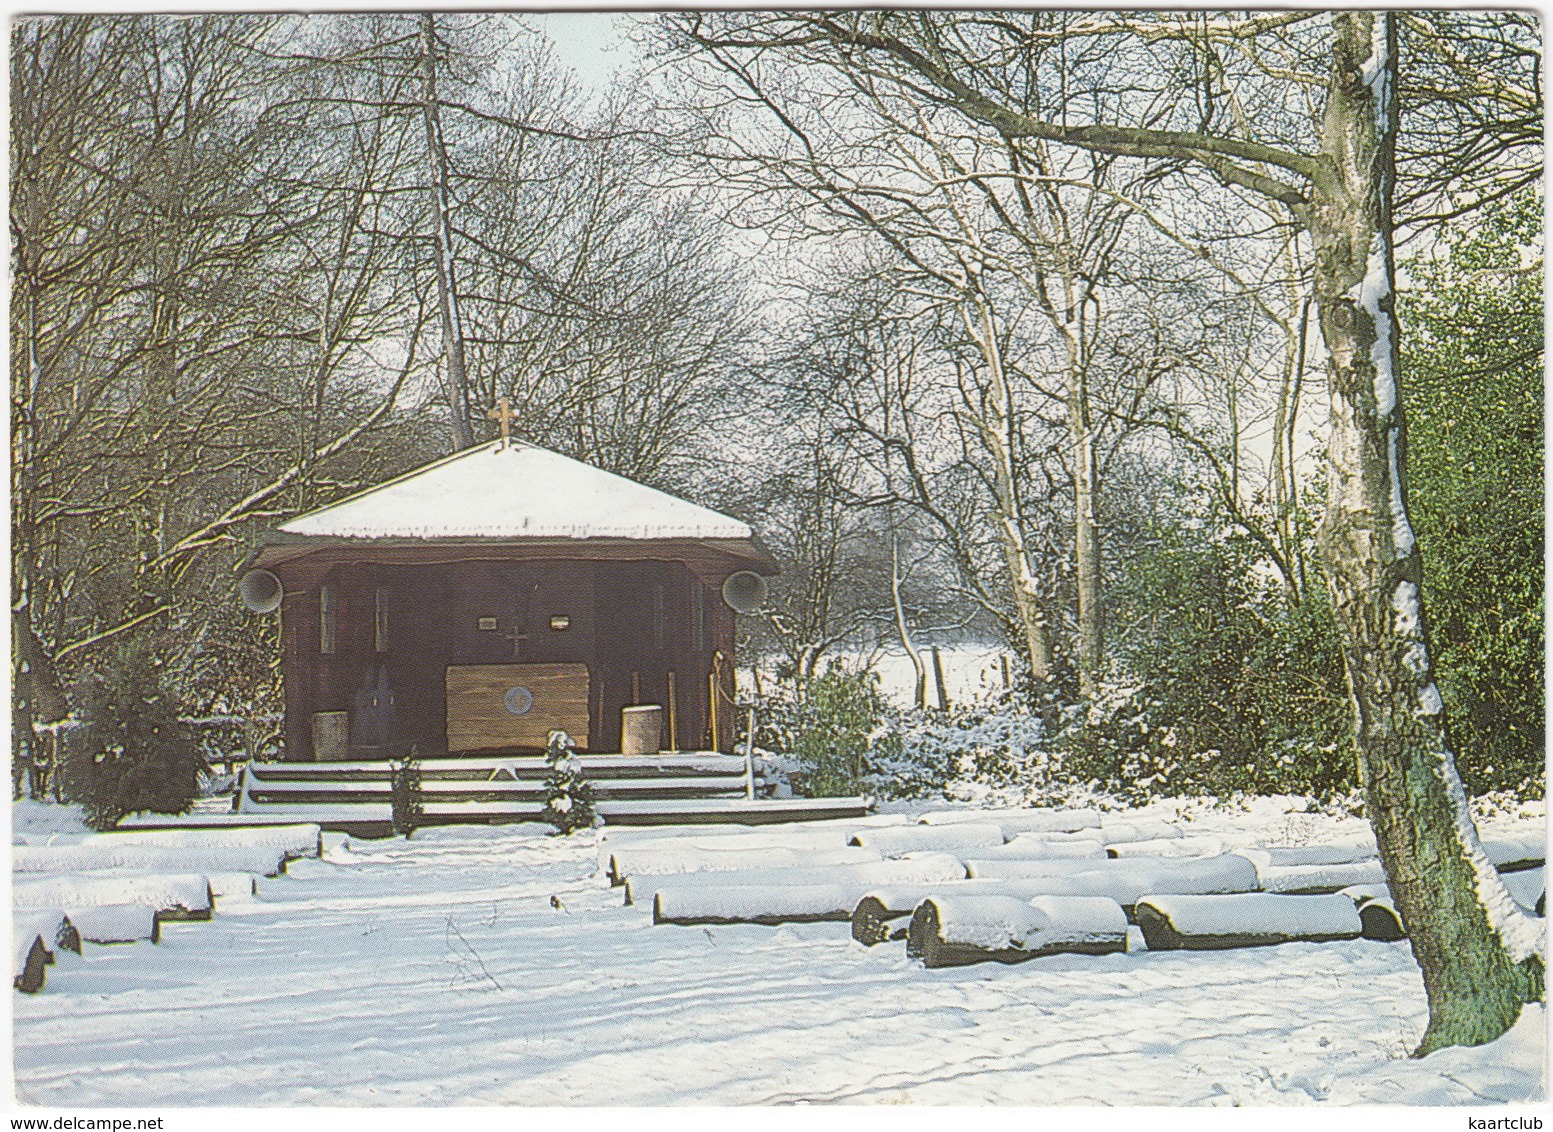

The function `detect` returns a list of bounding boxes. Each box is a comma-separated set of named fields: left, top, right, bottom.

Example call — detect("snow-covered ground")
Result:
left=866, top=645, right=1012, bottom=708
left=10, top=797, right=1545, bottom=1108
left=748, top=645, right=1014, bottom=709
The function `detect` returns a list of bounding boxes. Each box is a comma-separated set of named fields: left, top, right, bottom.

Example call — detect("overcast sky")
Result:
left=529, top=11, right=636, bottom=97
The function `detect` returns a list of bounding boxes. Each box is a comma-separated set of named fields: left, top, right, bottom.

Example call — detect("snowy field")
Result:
left=751, top=645, right=1014, bottom=709
left=10, top=797, right=1545, bottom=1108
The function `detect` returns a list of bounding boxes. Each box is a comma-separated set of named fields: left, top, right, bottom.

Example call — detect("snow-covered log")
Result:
left=106, top=824, right=323, bottom=860
left=66, top=905, right=162, bottom=944
left=598, top=813, right=907, bottom=847
left=917, top=808, right=1101, bottom=834
left=907, top=895, right=1128, bottom=969
left=1340, top=885, right=1408, bottom=941
left=1345, top=868, right=1545, bottom=943
left=1500, top=867, right=1545, bottom=917
left=607, top=843, right=880, bottom=886
left=625, top=853, right=966, bottom=907
left=850, top=877, right=1116, bottom=945
left=1247, top=858, right=1388, bottom=894
left=595, top=820, right=905, bottom=873
left=1107, top=836, right=1223, bottom=859
left=1236, top=841, right=1376, bottom=868
left=13, top=911, right=80, bottom=962
left=205, top=873, right=260, bottom=901
left=13, top=874, right=213, bottom=921
left=654, top=883, right=865, bottom=926
left=13, top=932, right=47, bottom=994
left=961, top=855, right=1259, bottom=907
left=13, top=843, right=288, bottom=878
left=970, top=832, right=1106, bottom=861
left=1482, top=833, right=1546, bottom=873
left=1134, top=893, right=1363, bottom=950
left=848, top=823, right=1004, bottom=858
left=1098, top=818, right=1183, bottom=845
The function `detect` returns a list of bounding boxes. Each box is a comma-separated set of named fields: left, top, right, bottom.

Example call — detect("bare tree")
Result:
left=673, top=9, right=1544, bottom=1052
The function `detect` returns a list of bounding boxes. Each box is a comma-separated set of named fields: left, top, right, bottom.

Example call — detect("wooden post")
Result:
left=932, top=646, right=950, bottom=712
left=1000, top=654, right=1011, bottom=690
left=666, top=671, right=678, bottom=752
left=744, top=706, right=757, bottom=799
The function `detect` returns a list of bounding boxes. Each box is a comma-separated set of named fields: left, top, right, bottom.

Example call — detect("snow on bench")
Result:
left=1098, top=818, right=1183, bottom=845
left=1107, top=835, right=1223, bottom=859
left=1134, top=893, right=1362, bottom=951
left=1244, top=858, right=1388, bottom=894
left=13, top=843, right=288, bottom=878
left=13, top=931, right=48, bottom=994
left=65, top=905, right=162, bottom=944
left=13, top=873, right=213, bottom=921
left=971, top=832, right=1106, bottom=861
left=848, top=822, right=1004, bottom=858
left=627, top=853, right=966, bottom=908
left=907, top=895, right=1128, bottom=969
left=918, top=808, right=1101, bottom=834
left=606, top=843, right=880, bottom=886
left=13, top=910, right=80, bottom=962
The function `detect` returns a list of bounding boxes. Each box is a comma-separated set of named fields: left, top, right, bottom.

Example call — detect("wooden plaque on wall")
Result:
left=445, top=663, right=590, bottom=752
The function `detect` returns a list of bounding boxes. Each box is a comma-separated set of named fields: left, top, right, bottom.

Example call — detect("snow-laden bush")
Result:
left=754, top=665, right=901, bottom=798
left=751, top=656, right=1533, bottom=810
left=877, top=694, right=1051, bottom=801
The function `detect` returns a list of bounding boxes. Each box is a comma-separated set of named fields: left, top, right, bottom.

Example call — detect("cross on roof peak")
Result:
left=487, top=397, right=516, bottom=448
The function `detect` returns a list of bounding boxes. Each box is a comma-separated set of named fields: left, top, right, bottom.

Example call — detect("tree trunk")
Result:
left=1310, top=12, right=1542, bottom=1054
left=964, top=295, right=1055, bottom=687
left=1062, top=335, right=1104, bottom=698
left=889, top=523, right=927, bottom=709
left=420, top=13, right=475, bottom=451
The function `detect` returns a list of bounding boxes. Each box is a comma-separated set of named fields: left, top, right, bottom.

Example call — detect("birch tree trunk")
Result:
left=1310, top=12, right=1542, bottom=1054
left=420, top=13, right=475, bottom=451
left=889, top=522, right=927, bottom=709
left=1054, top=291, right=1104, bottom=698
left=964, top=293, right=1055, bottom=687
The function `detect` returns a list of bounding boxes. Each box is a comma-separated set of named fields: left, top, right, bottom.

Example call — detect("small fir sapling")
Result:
left=542, top=729, right=594, bottom=834
left=61, top=640, right=204, bottom=830
left=390, top=749, right=423, bottom=838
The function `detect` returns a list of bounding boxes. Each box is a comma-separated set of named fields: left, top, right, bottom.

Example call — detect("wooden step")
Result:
left=231, top=795, right=873, bottom=834
left=245, top=754, right=752, bottom=782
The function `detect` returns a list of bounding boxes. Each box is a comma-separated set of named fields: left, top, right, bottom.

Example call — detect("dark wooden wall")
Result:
left=278, top=552, right=738, bottom=758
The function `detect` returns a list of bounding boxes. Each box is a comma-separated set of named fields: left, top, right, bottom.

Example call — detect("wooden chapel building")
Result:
left=246, top=440, right=773, bottom=761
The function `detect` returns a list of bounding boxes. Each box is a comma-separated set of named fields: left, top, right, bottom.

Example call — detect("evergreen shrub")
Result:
left=61, top=640, right=204, bottom=830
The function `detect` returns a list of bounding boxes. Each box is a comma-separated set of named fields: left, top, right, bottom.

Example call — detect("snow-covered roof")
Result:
left=276, top=441, right=754, bottom=542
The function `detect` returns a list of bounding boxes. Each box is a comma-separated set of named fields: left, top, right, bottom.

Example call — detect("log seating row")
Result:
left=11, top=823, right=322, bottom=994
left=611, top=811, right=1545, bottom=971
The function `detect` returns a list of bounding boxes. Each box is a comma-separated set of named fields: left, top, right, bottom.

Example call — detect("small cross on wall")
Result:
left=487, top=397, right=516, bottom=448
